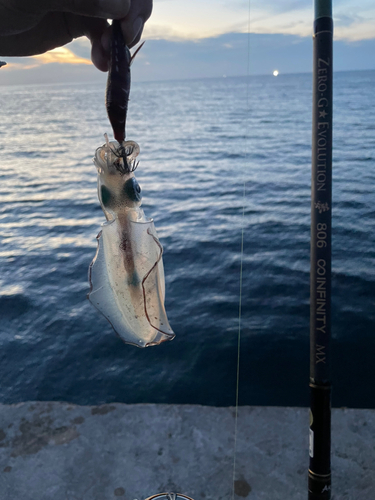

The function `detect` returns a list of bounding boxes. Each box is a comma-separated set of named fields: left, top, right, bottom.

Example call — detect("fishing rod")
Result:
left=309, top=1, right=333, bottom=499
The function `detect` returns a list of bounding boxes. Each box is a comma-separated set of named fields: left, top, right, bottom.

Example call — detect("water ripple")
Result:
left=0, top=71, right=374, bottom=408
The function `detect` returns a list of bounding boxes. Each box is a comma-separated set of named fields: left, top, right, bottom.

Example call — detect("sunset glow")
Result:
left=32, top=47, right=91, bottom=66
left=0, top=0, right=374, bottom=85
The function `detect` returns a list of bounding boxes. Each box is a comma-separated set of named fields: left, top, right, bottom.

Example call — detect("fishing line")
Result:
left=231, top=1, right=251, bottom=498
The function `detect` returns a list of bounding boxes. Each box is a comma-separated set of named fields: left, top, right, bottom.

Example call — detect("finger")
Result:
left=91, top=37, right=109, bottom=72
left=90, top=0, right=153, bottom=71
left=127, top=29, right=142, bottom=49
left=65, top=13, right=109, bottom=70
left=100, top=25, right=113, bottom=55
left=89, top=16, right=142, bottom=72
left=119, top=0, right=153, bottom=47
left=49, top=0, right=131, bottom=20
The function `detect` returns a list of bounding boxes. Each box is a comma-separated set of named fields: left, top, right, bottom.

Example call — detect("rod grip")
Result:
left=308, top=472, right=331, bottom=499
left=308, top=383, right=331, bottom=498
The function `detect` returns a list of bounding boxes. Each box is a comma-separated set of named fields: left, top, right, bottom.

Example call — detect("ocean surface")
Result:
left=0, top=71, right=374, bottom=408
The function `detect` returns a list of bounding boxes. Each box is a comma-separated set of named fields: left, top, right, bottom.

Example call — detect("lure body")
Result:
left=88, top=140, right=175, bottom=347
left=105, top=20, right=131, bottom=143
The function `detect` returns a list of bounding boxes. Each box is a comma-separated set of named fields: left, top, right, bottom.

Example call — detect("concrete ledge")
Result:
left=0, top=403, right=374, bottom=500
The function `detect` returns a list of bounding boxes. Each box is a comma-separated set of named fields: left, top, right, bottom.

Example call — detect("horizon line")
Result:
left=0, top=67, right=374, bottom=88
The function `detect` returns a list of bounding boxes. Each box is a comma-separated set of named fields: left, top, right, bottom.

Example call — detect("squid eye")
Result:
left=101, top=185, right=113, bottom=207
left=123, top=177, right=142, bottom=202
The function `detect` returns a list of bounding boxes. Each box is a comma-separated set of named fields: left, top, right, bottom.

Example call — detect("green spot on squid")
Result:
left=123, top=177, right=142, bottom=202
left=101, top=185, right=112, bottom=207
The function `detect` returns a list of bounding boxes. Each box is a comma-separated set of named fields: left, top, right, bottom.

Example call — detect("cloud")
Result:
left=2, top=61, right=38, bottom=70
left=129, top=33, right=375, bottom=82
left=145, top=0, right=375, bottom=42
left=224, top=0, right=311, bottom=14
left=31, top=47, right=91, bottom=66
left=0, top=44, right=97, bottom=85
left=1, top=33, right=375, bottom=86
left=0, top=59, right=104, bottom=86
left=0, top=0, right=374, bottom=84
left=335, top=15, right=375, bottom=41
left=3, top=46, right=91, bottom=74
left=65, top=38, right=92, bottom=60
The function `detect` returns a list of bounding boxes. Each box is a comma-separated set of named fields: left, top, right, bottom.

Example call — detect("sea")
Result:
left=0, top=70, right=374, bottom=409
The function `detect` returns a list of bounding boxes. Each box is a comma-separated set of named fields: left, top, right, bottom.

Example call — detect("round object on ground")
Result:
left=145, top=494, right=194, bottom=500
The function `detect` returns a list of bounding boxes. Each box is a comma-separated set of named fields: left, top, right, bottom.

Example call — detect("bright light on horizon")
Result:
left=273, top=70, right=279, bottom=76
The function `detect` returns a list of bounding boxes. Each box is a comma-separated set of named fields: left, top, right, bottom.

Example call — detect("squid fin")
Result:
left=88, top=221, right=175, bottom=348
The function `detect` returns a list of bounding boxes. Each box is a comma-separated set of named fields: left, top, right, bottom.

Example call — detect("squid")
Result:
left=88, top=21, right=174, bottom=347
left=88, top=138, right=175, bottom=347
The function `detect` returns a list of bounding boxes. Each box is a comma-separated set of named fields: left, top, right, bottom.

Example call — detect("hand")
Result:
left=0, top=0, right=152, bottom=71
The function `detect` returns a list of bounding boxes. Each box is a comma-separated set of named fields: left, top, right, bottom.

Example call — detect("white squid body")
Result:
left=88, top=140, right=175, bottom=347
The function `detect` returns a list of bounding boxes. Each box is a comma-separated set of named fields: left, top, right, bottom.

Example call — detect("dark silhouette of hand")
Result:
left=0, top=0, right=152, bottom=71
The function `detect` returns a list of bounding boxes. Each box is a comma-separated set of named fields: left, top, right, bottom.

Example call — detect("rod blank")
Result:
left=309, top=1, right=333, bottom=498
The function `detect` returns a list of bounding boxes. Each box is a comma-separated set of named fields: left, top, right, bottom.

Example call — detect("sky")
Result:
left=1, top=0, right=375, bottom=85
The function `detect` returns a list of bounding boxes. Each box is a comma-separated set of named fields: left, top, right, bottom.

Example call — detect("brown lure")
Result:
left=105, top=20, right=130, bottom=143
left=105, top=21, right=144, bottom=144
